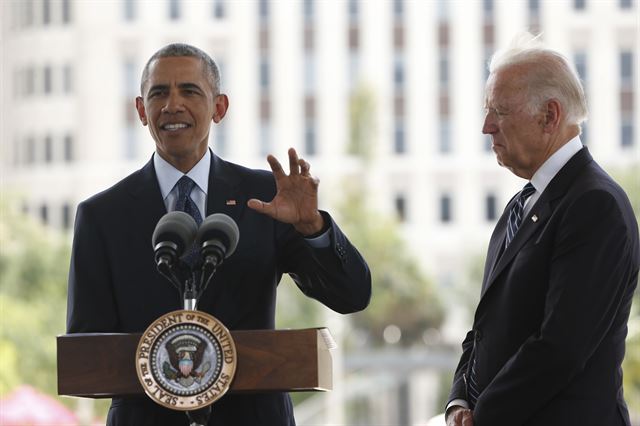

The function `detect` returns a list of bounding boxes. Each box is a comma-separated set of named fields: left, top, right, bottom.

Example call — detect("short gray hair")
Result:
left=489, top=33, right=588, bottom=126
left=140, top=43, right=221, bottom=95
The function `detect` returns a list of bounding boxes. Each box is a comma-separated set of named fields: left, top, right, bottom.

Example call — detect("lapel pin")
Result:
left=226, top=199, right=237, bottom=206
left=531, top=214, right=538, bottom=222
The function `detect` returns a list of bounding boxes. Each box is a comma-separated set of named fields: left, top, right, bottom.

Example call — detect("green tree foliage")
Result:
left=0, top=203, right=70, bottom=396
left=614, top=166, right=640, bottom=414
left=337, top=187, right=445, bottom=347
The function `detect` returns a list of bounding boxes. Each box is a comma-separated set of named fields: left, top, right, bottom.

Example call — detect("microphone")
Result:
left=195, top=214, right=239, bottom=295
left=196, top=213, right=240, bottom=270
left=152, top=211, right=198, bottom=287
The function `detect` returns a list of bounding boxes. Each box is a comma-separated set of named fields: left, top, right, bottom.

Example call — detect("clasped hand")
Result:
left=247, top=148, right=324, bottom=236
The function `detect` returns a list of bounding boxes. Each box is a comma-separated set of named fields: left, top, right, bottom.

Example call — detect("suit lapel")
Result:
left=480, top=147, right=593, bottom=299
left=206, top=153, right=247, bottom=223
left=127, top=158, right=167, bottom=239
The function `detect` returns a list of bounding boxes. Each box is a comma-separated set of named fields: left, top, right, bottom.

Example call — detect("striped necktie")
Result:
left=175, top=176, right=203, bottom=226
left=505, top=182, right=535, bottom=248
left=175, top=176, right=203, bottom=266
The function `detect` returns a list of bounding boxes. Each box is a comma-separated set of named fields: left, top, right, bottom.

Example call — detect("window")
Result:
left=620, top=51, right=633, bottom=86
left=40, top=204, right=49, bottom=225
left=26, top=67, right=35, bottom=96
left=580, top=124, right=588, bottom=146
left=62, top=203, right=72, bottom=230
left=395, top=194, right=407, bottom=222
left=63, top=64, right=73, bottom=93
left=574, top=52, right=587, bottom=81
left=394, top=122, right=405, bottom=154
left=528, top=0, right=540, bottom=14
left=43, top=0, right=51, bottom=25
left=619, top=0, right=632, bottom=8
left=305, top=122, right=316, bottom=156
left=169, top=0, right=181, bottom=20
left=259, top=0, right=269, bottom=19
left=483, top=0, right=494, bottom=13
left=43, top=65, right=52, bottom=94
left=394, top=56, right=405, bottom=91
left=439, top=54, right=449, bottom=88
left=621, top=120, right=634, bottom=147
left=26, top=136, right=35, bottom=164
left=62, top=0, right=71, bottom=23
left=24, top=0, right=34, bottom=27
left=213, top=0, right=225, bottom=18
left=393, top=0, right=403, bottom=18
left=348, top=0, right=359, bottom=21
left=485, top=193, right=497, bottom=221
left=440, top=194, right=452, bottom=223
left=124, top=0, right=136, bottom=21
left=303, top=0, right=314, bottom=21
left=44, top=135, right=53, bottom=163
left=439, top=119, right=451, bottom=153
left=64, top=134, right=74, bottom=162
left=574, top=0, right=586, bottom=10
left=259, top=57, right=269, bottom=91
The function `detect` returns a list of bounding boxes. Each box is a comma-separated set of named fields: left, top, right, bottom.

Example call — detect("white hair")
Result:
left=489, top=32, right=588, bottom=126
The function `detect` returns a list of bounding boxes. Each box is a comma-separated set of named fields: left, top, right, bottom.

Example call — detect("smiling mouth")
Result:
left=161, top=123, right=191, bottom=131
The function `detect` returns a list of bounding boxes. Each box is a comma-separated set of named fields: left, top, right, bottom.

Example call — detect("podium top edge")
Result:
left=57, top=327, right=330, bottom=339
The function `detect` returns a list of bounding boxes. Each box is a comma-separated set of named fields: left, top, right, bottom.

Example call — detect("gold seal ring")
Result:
left=135, top=310, right=236, bottom=411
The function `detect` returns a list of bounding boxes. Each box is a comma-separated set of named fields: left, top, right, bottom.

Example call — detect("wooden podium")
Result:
left=57, top=328, right=334, bottom=398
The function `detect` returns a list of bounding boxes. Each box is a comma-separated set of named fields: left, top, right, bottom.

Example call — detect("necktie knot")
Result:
left=177, top=176, right=197, bottom=201
left=519, top=182, right=536, bottom=200
left=505, top=182, right=536, bottom=247
left=175, top=176, right=202, bottom=226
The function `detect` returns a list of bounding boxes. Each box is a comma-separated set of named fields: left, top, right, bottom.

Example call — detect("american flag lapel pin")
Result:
left=226, top=199, right=237, bottom=206
left=531, top=214, right=538, bottom=222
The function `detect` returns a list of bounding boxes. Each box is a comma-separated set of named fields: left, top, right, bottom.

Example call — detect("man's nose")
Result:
left=482, top=113, right=497, bottom=135
left=162, top=91, right=185, bottom=113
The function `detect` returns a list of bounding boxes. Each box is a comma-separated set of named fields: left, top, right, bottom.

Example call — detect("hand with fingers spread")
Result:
left=247, top=147, right=325, bottom=236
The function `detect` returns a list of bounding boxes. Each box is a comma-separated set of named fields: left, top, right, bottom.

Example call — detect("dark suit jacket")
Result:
left=448, top=148, right=639, bottom=426
left=67, top=152, right=372, bottom=426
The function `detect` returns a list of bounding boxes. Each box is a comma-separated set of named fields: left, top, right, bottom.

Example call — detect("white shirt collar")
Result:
left=154, top=149, right=211, bottom=200
left=530, top=135, right=583, bottom=194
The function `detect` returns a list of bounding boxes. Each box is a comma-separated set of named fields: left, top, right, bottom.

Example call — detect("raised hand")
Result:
left=247, top=148, right=324, bottom=236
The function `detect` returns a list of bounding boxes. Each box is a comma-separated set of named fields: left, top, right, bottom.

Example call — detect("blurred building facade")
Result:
left=1, top=0, right=638, bottom=422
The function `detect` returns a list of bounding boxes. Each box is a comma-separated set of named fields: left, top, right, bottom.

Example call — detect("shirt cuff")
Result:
left=445, top=399, right=470, bottom=419
left=304, top=229, right=331, bottom=248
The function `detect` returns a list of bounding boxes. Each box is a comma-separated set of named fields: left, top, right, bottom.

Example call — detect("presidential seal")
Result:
left=135, top=310, right=236, bottom=411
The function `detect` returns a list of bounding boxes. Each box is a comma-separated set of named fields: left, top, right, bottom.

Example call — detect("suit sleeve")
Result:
left=278, top=211, right=372, bottom=314
left=447, top=329, right=475, bottom=405
left=473, top=189, right=638, bottom=424
left=66, top=201, right=120, bottom=333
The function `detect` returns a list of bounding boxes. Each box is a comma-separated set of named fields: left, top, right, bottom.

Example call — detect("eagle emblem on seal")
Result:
left=162, top=334, right=212, bottom=388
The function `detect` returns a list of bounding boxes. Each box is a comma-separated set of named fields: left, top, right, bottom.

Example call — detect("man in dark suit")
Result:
left=446, top=35, right=639, bottom=426
left=66, top=43, right=371, bottom=426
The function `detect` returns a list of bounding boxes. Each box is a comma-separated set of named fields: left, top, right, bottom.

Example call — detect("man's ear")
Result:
left=135, top=96, right=148, bottom=126
left=542, top=99, right=561, bottom=133
left=212, top=94, right=229, bottom=124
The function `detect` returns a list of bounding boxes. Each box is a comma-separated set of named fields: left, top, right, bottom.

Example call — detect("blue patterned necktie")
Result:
left=175, top=176, right=203, bottom=226
left=175, top=176, right=202, bottom=266
left=505, top=182, right=536, bottom=248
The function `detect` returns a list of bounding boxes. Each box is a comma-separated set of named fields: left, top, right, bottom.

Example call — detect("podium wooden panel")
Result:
left=57, top=328, right=333, bottom=398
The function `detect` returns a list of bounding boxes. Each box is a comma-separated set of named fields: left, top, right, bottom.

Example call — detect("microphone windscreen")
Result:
left=196, top=213, right=240, bottom=258
left=152, top=211, right=198, bottom=256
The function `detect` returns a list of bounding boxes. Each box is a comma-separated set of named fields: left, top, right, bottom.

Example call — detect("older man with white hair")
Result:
left=445, top=33, right=639, bottom=426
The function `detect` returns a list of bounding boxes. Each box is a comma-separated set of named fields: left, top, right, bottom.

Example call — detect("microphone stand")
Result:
left=184, top=269, right=211, bottom=426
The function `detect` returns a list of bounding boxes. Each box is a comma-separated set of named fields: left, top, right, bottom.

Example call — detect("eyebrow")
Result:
left=147, top=82, right=205, bottom=94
